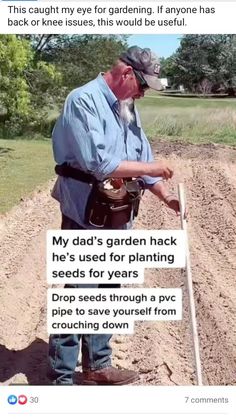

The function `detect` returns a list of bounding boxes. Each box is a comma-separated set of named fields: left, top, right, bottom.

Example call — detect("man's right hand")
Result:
left=148, top=161, right=173, bottom=180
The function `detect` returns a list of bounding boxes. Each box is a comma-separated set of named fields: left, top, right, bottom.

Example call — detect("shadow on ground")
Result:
left=0, top=338, right=84, bottom=385
left=0, top=338, right=49, bottom=385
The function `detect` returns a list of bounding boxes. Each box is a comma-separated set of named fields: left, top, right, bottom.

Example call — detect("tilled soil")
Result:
left=0, top=141, right=236, bottom=386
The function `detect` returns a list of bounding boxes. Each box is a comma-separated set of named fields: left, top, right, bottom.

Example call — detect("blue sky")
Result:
left=128, top=35, right=182, bottom=58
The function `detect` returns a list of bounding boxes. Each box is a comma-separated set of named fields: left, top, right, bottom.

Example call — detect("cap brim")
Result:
left=143, top=74, right=164, bottom=91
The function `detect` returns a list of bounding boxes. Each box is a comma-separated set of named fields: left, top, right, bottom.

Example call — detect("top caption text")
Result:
left=0, top=2, right=235, bottom=34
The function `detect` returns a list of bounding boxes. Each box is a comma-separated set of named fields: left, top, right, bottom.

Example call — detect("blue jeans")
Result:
left=48, top=214, right=121, bottom=384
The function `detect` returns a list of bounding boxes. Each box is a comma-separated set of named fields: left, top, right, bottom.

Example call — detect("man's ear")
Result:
left=122, top=66, right=133, bottom=80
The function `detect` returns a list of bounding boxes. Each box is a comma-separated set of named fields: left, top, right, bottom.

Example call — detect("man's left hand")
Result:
left=164, top=194, right=180, bottom=215
left=164, top=194, right=188, bottom=218
left=149, top=181, right=188, bottom=219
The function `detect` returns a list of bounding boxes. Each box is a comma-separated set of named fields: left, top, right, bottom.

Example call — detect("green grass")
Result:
left=1, top=95, right=236, bottom=214
left=0, top=138, right=54, bottom=213
left=137, top=95, right=236, bottom=145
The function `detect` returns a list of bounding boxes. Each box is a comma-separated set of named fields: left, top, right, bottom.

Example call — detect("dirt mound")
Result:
left=0, top=142, right=236, bottom=385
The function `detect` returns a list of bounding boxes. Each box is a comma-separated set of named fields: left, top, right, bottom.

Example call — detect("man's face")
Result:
left=118, top=67, right=149, bottom=100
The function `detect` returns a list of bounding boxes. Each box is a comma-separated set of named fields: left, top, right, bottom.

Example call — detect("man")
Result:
left=48, top=46, right=181, bottom=385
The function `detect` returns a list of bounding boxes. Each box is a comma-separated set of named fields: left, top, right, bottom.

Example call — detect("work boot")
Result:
left=82, top=366, right=139, bottom=385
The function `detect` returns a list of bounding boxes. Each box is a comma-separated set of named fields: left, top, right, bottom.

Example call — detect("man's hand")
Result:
left=163, top=194, right=180, bottom=215
left=148, top=161, right=173, bottom=180
left=164, top=194, right=188, bottom=219
left=149, top=181, right=188, bottom=219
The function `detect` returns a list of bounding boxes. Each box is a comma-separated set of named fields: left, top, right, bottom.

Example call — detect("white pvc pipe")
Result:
left=178, top=183, right=203, bottom=386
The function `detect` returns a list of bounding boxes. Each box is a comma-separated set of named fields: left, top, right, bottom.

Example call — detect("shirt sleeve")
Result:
left=65, top=96, right=121, bottom=181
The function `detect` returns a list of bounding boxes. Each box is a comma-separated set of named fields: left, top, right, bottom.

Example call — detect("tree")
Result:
left=0, top=35, right=61, bottom=136
left=165, top=35, right=236, bottom=94
left=0, top=35, right=128, bottom=137
left=17, top=35, right=68, bottom=57
left=159, top=55, right=178, bottom=87
left=40, top=35, right=129, bottom=93
left=17, top=35, right=129, bottom=104
left=0, top=35, right=32, bottom=122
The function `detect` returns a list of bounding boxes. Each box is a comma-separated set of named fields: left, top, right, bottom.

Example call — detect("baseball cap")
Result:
left=120, top=46, right=164, bottom=91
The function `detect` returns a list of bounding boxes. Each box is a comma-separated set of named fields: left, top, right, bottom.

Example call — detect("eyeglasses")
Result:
left=133, top=69, right=149, bottom=90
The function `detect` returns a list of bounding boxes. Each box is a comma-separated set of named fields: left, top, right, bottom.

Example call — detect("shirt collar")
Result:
left=96, top=73, right=118, bottom=109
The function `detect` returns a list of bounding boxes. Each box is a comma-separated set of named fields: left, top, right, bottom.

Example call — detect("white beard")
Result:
left=118, top=98, right=135, bottom=124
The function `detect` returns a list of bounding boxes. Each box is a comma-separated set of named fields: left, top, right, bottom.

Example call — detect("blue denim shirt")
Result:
left=52, top=74, right=162, bottom=228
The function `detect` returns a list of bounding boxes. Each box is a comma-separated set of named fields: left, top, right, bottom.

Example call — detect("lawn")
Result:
left=0, top=139, right=54, bottom=213
left=1, top=95, right=235, bottom=214
left=137, top=95, right=236, bottom=145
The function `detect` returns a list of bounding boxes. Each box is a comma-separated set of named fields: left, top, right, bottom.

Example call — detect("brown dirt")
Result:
left=0, top=141, right=236, bottom=386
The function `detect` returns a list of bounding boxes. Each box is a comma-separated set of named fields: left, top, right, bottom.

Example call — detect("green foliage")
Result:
left=40, top=35, right=128, bottom=93
left=0, top=35, right=32, bottom=121
left=0, top=35, right=62, bottom=137
left=1, top=35, right=128, bottom=137
left=162, top=35, right=236, bottom=94
left=25, top=60, right=62, bottom=133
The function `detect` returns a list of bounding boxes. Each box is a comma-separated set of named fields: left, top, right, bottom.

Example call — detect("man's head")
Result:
left=120, top=46, right=163, bottom=93
left=104, top=45, right=163, bottom=101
